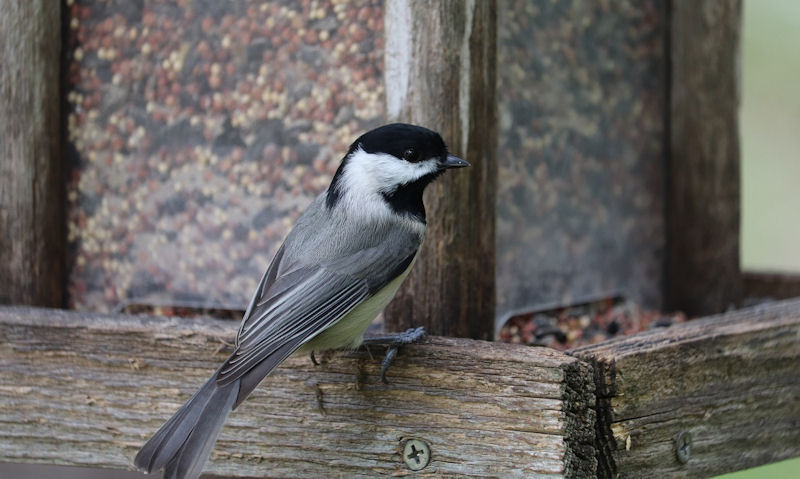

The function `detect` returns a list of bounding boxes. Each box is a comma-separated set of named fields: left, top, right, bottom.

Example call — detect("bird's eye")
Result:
left=402, top=147, right=420, bottom=163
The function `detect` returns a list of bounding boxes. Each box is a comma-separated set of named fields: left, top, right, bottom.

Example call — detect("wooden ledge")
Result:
left=5, top=300, right=799, bottom=478
left=0, top=306, right=595, bottom=478
left=572, top=298, right=800, bottom=478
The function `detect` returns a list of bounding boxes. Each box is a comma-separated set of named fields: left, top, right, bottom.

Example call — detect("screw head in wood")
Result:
left=402, top=438, right=430, bottom=471
left=675, top=431, right=692, bottom=464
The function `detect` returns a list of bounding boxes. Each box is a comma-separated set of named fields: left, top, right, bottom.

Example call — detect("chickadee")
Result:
left=134, top=123, right=469, bottom=479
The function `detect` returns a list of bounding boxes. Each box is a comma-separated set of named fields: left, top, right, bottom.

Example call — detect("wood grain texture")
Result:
left=572, top=298, right=800, bottom=478
left=0, top=0, right=65, bottom=307
left=383, top=0, right=497, bottom=340
left=666, top=0, right=742, bottom=316
left=0, top=306, right=595, bottom=478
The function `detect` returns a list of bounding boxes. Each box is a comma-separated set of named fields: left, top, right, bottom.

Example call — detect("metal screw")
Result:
left=402, top=438, right=431, bottom=471
left=675, top=431, right=692, bottom=464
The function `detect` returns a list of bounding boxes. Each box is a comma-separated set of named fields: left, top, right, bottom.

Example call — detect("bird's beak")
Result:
left=442, top=154, right=470, bottom=169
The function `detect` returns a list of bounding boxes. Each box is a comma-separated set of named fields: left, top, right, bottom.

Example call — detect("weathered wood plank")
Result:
left=383, top=0, right=497, bottom=340
left=0, top=0, right=65, bottom=307
left=743, top=272, right=800, bottom=302
left=572, top=298, right=800, bottom=478
left=666, top=0, right=742, bottom=316
left=0, top=306, right=595, bottom=478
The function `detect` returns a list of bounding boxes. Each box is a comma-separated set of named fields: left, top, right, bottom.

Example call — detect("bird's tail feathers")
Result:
left=134, top=368, right=238, bottom=479
left=135, top=337, right=306, bottom=478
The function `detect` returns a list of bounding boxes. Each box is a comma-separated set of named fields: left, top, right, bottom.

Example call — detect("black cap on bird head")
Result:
left=326, top=123, right=469, bottom=214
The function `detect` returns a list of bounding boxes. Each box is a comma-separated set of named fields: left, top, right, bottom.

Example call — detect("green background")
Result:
left=740, top=0, right=800, bottom=273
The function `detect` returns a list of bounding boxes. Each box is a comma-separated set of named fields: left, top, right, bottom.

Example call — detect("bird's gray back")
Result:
left=276, top=192, right=425, bottom=280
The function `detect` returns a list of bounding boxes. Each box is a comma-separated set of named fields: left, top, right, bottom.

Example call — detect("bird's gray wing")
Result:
left=216, top=239, right=418, bottom=406
left=235, top=243, right=286, bottom=346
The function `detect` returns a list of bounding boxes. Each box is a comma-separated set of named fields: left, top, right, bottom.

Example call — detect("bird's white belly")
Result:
left=298, top=255, right=417, bottom=352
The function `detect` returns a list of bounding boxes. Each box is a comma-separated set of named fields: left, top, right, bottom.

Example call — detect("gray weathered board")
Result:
left=573, top=298, right=800, bottom=478
left=3, top=300, right=800, bottom=478
left=0, top=0, right=64, bottom=307
left=0, top=306, right=595, bottom=478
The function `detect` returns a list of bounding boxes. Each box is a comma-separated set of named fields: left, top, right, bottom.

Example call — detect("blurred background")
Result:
left=60, top=0, right=668, bottom=328
left=740, top=0, right=800, bottom=274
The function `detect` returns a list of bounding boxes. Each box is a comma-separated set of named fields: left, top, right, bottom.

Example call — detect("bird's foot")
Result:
left=361, top=327, right=425, bottom=384
left=310, top=350, right=319, bottom=366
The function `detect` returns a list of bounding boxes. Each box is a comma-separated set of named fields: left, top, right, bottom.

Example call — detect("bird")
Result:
left=134, top=123, right=470, bottom=479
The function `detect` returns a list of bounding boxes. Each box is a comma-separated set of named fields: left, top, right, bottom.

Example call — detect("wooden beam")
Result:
left=666, top=0, right=742, bottom=316
left=0, top=306, right=595, bottom=478
left=383, top=0, right=497, bottom=340
left=0, top=0, right=65, bottom=307
left=742, top=272, right=800, bottom=302
left=572, top=298, right=800, bottom=478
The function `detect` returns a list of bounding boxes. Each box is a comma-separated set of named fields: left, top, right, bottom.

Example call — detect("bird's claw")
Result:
left=362, top=327, right=425, bottom=383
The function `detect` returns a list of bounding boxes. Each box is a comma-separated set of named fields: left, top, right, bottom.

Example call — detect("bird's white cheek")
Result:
left=375, top=158, right=438, bottom=187
left=345, top=149, right=438, bottom=192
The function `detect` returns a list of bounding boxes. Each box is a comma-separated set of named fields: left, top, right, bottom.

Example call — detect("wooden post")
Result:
left=383, top=0, right=497, bottom=340
left=0, top=306, right=596, bottom=478
left=666, top=0, right=742, bottom=316
left=0, top=0, right=65, bottom=307
left=573, top=298, right=800, bottom=478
